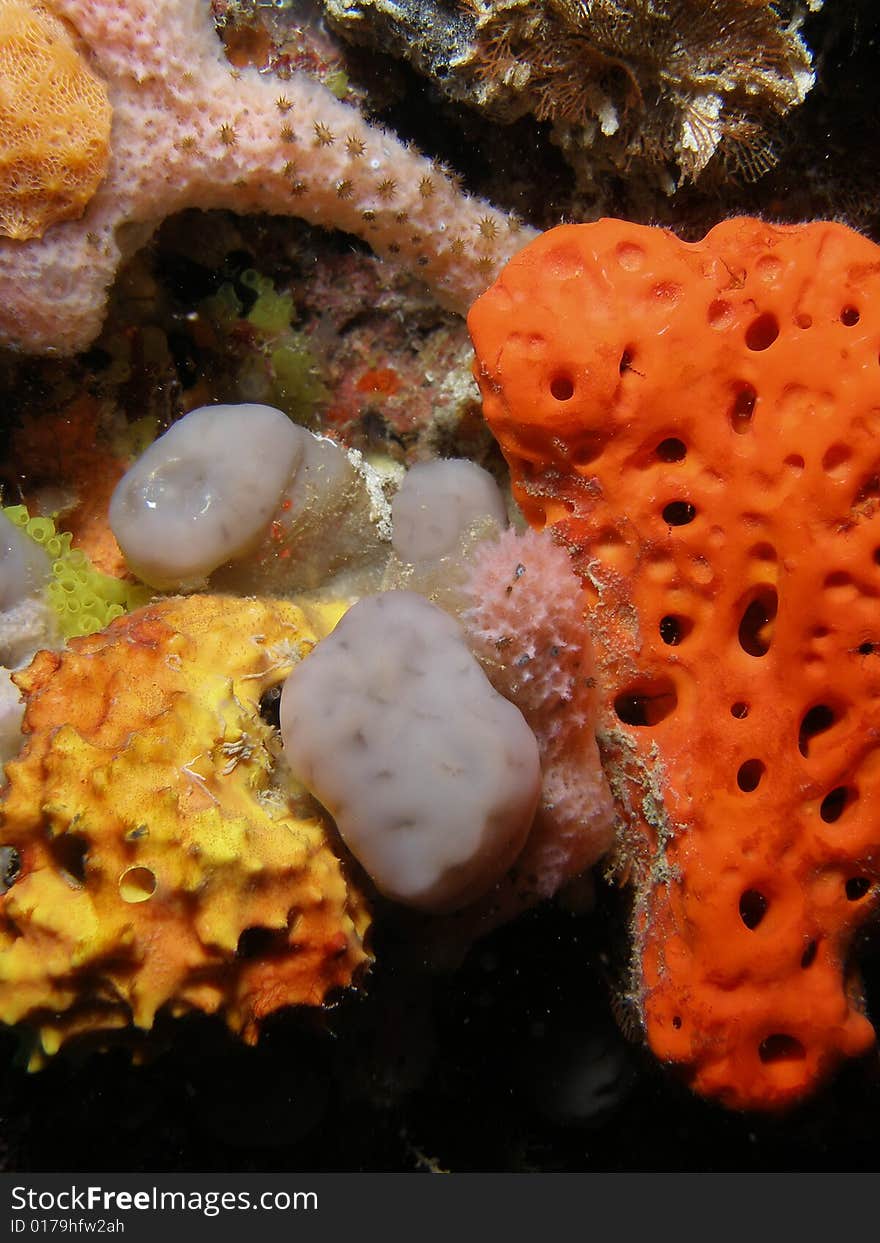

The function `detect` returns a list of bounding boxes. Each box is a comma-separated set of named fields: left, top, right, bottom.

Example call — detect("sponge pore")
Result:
left=279, top=590, right=541, bottom=912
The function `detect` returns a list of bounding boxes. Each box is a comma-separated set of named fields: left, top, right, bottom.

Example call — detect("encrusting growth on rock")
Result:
left=0, top=0, right=533, bottom=355
left=469, top=215, right=880, bottom=1111
left=0, top=594, right=371, bottom=1063
left=325, top=0, right=820, bottom=191
left=0, top=0, right=112, bottom=241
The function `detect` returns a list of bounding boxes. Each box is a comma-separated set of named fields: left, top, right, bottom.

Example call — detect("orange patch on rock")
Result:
left=356, top=366, right=400, bottom=396
left=468, top=217, right=880, bottom=1111
left=7, top=396, right=127, bottom=575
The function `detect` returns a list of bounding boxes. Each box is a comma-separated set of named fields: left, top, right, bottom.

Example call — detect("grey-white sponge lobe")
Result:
left=391, top=459, right=507, bottom=564
left=279, top=590, right=540, bottom=913
left=108, top=403, right=303, bottom=590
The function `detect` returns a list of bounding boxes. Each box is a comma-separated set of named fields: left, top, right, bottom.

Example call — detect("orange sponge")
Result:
left=0, top=0, right=112, bottom=241
left=468, top=216, right=880, bottom=1111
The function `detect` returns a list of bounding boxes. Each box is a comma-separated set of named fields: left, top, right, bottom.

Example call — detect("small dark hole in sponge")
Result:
left=745, top=313, right=779, bottom=351
left=659, top=615, right=691, bottom=645
left=672, top=1016, right=682, bottom=1030
left=662, top=501, right=696, bottom=526
left=550, top=373, right=574, bottom=401
left=820, top=786, right=850, bottom=823
left=731, top=701, right=750, bottom=719
left=237, top=926, right=290, bottom=959
left=859, top=642, right=876, bottom=655
left=856, top=476, right=880, bottom=505
left=739, top=889, right=768, bottom=929
left=758, top=1034, right=806, bottom=1064
left=801, top=941, right=817, bottom=968
left=657, top=438, right=686, bottom=462
left=49, top=834, right=88, bottom=886
left=738, top=587, right=778, bottom=657
left=614, top=682, right=678, bottom=727
left=841, top=305, right=860, bottom=326
left=845, top=877, right=871, bottom=901
left=731, top=384, right=757, bottom=434
left=798, top=704, right=836, bottom=757
left=258, top=684, right=283, bottom=730
left=619, top=347, right=635, bottom=374
left=737, top=760, right=765, bottom=792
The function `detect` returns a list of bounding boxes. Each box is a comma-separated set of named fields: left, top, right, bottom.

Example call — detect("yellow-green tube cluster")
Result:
left=3, top=506, right=152, bottom=639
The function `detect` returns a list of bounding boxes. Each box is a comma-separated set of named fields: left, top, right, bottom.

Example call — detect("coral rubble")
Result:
left=0, top=593, right=370, bottom=1063
left=325, top=0, right=820, bottom=191
left=469, top=215, right=880, bottom=1110
left=0, top=0, right=533, bottom=355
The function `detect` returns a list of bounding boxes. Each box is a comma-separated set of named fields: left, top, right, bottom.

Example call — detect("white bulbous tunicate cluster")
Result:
left=110, top=404, right=392, bottom=595
left=109, top=404, right=305, bottom=590
left=279, top=591, right=541, bottom=913
left=391, top=459, right=508, bottom=564
left=0, top=512, right=51, bottom=612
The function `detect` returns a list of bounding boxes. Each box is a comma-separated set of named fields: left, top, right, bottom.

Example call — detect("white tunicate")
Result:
left=0, top=512, right=51, bottom=612
left=391, top=459, right=508, bottom=564
left=0, top=596, right=57, bottom=669
left=279, top=591, right=540, bottom=913
left=0, top=667, right=24, bottom=778
left=108, top=403, right=304, bottom=589
left=213, top=430, right=391, bottom=596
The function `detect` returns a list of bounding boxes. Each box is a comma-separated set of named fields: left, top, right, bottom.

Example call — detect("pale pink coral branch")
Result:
left=0, top=0, right=535, bottom=355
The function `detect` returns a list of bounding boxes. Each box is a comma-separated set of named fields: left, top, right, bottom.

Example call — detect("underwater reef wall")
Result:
left=324, top=0, right=821, bottom=191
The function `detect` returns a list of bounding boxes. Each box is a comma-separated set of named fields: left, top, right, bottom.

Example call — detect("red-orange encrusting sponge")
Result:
left=467, top=217, right=880, bottom=1111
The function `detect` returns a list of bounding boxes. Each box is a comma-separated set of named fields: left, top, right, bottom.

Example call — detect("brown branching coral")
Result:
left=325, top=0, right=821, bottom=190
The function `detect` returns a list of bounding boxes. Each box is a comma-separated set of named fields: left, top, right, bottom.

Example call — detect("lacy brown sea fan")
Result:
left=0, top=0, right=112, bottom=240
left=0, top=594, right=370, bottom=1064
left=469, top=216, right=880, bottom=1110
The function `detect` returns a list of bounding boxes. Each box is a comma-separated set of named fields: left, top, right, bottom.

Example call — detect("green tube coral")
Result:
left=3, top=506, right=152, bottom=639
